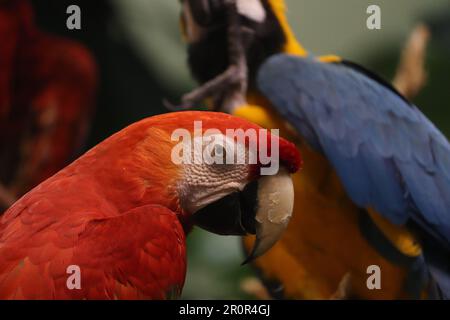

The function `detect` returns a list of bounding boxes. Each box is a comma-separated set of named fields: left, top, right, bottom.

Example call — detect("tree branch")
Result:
left=393, top=24, right=431, bottom=100
left=241, top=277, right=272, bottom=300
left=0, top=183, right=16, bottom=210
left=330, top=273, right=353, bottom=300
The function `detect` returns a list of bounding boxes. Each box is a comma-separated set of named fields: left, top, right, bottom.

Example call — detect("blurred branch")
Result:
left=241, top=277, right=272, bottom=300
left=9, top=106, right=57, bottom=196
left=0, top=183, right=16, bottom=210
left=393, top=24, right=431, bottom=100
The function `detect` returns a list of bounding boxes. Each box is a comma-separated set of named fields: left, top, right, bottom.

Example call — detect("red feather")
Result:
left=0, top=111, right=301, bottom=299
left=0, top=0, right=97, bottom=209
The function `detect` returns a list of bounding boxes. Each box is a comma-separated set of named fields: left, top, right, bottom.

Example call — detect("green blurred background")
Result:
left=31, top=0, right=450, bottom=299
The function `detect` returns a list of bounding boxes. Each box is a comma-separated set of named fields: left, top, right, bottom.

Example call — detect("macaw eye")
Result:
left=211, top=144, right=227, bottom=164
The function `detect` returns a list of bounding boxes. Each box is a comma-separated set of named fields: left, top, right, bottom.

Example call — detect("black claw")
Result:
left=163, top=98, right=179, bottom=111
left=241, top=253, right=256, bottom=266
left=241, top=242, right=259, bottom=266
left=162, top=98, right=192, bottom=111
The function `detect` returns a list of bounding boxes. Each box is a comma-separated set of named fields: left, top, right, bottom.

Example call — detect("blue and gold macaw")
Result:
left=179, top=0, right=450, bottom=299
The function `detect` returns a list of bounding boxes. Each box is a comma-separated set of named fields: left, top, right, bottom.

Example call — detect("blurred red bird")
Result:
left=0, top=0, right=97, bottom=209
left=0, top=111, right=301, bottom=299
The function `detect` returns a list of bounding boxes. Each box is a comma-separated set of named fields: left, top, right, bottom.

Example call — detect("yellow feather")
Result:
left=368, top=209, right=422, bottom=257
left=317, top=55, right=342, bottom=63
left=266, top=0, right=308, bottom=56
left=233, top=100, right=418, bottom=299
left=233, top=1, right=424, bottom=299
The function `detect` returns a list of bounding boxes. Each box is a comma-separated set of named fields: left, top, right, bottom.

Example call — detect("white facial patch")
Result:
left=177, top=132, right=250, bottom=214
left=236, top=0, right=267, bottom=23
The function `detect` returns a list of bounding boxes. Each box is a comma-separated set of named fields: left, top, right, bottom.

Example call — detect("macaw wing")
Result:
left=0, top=204, right=186, bottom=299
left=257, top=54, right=450, bottom=296
left=258, top=54, right=450, bottom=246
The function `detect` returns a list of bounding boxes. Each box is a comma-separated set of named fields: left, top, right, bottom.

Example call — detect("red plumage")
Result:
left=0, top=0, right=97, bottom=209
left=0, top=111, right=300, bottom=299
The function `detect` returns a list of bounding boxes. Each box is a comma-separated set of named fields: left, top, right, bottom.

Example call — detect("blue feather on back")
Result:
left=257, top=54, right=450, bottom=298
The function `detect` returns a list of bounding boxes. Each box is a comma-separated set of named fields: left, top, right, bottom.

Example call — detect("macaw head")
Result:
left=179, top=0, right=305, bottom=84
left=116, top=111, right=301, bottom=262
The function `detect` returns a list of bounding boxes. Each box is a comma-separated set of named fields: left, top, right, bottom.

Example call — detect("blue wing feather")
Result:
left=257, top=54, right=450, bottom=297
left=258, top=54, right=450, bottom=244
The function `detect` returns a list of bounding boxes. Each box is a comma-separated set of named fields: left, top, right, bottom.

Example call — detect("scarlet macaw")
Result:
left=0, top=111, right=301, bottom=299
left=0, top=0, right=97, bottom=209
left=179, top=0, right=450, bottom=299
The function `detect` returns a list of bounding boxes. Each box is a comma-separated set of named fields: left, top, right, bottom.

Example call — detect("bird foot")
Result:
left=182, top=64, right=245, bottom=107
left=167, top=1, right=250, bottom=113
left=163, top=64, right=246, bottom=112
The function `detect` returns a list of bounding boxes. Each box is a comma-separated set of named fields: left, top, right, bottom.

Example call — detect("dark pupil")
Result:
left=214, top=145, right=224, bottom=156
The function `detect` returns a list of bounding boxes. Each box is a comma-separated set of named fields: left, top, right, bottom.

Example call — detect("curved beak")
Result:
left=242, top=168, right=294, bottom=264
left=191, top=168, right=294, bottom=264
